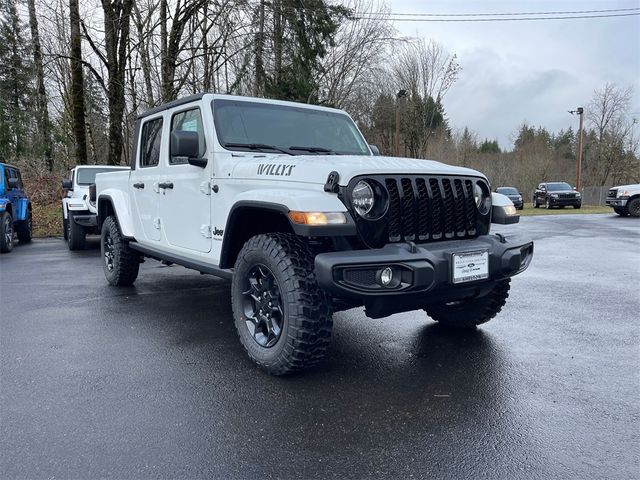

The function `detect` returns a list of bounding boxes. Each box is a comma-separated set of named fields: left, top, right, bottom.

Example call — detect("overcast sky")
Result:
left=386, top=0, right=640, bottom=149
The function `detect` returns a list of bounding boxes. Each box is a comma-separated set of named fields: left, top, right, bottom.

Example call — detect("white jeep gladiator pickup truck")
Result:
left=95, top=94, right=534, bottom=375
left=605, top=184, right=640, bottom=217
left=62, top=165, right=129, bottom=250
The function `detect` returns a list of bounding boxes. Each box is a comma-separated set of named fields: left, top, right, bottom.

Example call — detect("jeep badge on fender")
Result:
left=94, top=93, right=533, bottom=376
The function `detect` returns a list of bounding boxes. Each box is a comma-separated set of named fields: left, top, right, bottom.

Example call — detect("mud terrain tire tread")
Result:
left=101, top=216, right=140, bottom=286
left=425, top=279, right=511, bottom=329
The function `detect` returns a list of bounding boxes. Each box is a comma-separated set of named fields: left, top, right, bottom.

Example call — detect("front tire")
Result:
left=614, top=207, right=629, bottom=216
left=533, top=198, right=539, bottom=208
left=627, top=198, right=640, bottom=218
left=231, top=233, right=333, bottom=375
left=62, top=211, right=68, bottom=240
left=67, top=212, right=86, bottom=250
left=573, top=204, right=581, bottom=209
left=0, top=211, right=14, bottom=253
left=16, top=210, right=32, bottom=243
left=545, top=198, right=552, bottom=209
left=425, top=279, right=511, bottom=329
left=101, top=216, right=140, bottom=286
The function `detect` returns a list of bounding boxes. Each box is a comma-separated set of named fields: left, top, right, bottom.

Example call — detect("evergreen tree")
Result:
left=479, top=139, right=501, bottom=154
left=258, top=0, right=349, bottom=103
left=0, top=0, right=34, bottom=160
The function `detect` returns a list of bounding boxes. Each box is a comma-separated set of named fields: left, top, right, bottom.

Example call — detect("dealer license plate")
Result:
left=452, top=250, right=489, bottom=284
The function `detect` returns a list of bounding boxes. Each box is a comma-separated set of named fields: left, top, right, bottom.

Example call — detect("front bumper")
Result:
left=315, top=234, right=533, bottom=303
left=548, top=197, right=581, bottom=206
left=72, top=213, right=98, bottom=228
left=606, top=198, right=628, bottom=207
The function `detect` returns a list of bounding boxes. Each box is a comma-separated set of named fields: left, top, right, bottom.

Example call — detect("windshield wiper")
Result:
left=289, top=146, right=337, bottom=155
left=224, top=142, right=293, bottom=155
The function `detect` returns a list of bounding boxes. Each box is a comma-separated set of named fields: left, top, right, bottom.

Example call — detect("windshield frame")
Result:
left=546, top=182, right=572, bottom=192
left=211, top=99, right=372, bottom=156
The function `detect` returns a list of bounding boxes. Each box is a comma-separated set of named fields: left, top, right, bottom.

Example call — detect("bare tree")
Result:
left=586, top=83, right=635, bottom=185
left=27, top=0, right=54, bottom=171
left=68, top=0, right=87, bottom=164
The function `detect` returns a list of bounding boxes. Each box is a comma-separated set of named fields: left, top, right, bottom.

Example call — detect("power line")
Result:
left=355, top=7, right=640, bottom=18
left=364, top=12, right=640, bottom=22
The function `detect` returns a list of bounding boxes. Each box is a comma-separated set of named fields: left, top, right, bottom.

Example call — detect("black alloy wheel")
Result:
left=241, top=264, right=284, bottom=348
left=628, top=198, right=640, bottom=218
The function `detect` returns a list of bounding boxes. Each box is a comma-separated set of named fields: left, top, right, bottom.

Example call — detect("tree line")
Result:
left=0, top=0, right=637, bottom=195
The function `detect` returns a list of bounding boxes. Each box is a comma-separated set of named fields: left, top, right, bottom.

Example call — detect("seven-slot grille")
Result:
left=382, top=176, right=479, bottom=243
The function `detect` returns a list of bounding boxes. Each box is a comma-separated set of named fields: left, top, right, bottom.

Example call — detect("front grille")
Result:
left=607, top=188, right=617, bottom=199
left=345, top=175, right=487, bottom=248
left=558, top=193, right=576, bottom=199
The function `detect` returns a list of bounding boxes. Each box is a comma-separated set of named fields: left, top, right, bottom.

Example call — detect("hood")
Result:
left=613, top=184, right=640, bottom=190
left=231, top=154, right=486, bottom=185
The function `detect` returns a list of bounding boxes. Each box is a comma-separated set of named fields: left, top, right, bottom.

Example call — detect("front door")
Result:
left=158, top=107, right=211, bottom=253
left=130, top=116, right=163, bottom=242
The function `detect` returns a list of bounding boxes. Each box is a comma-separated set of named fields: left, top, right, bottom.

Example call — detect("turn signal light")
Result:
left=288, top=211, right=347, bottom=225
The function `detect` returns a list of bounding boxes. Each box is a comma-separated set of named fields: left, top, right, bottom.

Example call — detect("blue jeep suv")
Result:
left=0, top=162, right=32, bottom=253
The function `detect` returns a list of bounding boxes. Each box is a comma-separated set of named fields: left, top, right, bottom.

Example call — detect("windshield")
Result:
left=547, top=182, right=572, bottom=191
left=497, top=187, right=519, bottom=195
left=76, top=167, right=124, bottom=185
left=212, top=99, right=370, bottom=155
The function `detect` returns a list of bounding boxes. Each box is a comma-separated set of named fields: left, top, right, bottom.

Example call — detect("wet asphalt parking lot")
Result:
left=1, top=214, right=639, bottom=479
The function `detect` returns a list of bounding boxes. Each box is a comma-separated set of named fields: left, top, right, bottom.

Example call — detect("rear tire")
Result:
left=16, top=210, right=32, bottom=243
left=231, top=233, right=333, bottom=375
left=101, top=216, right=140, bottom=286
left=425, top=279, right=511, bottom=329
left=627, top=198, right=640, bottom=218
left=67, top=212, right=86, bottom=250
left=0, top=211, right=14, bottom=253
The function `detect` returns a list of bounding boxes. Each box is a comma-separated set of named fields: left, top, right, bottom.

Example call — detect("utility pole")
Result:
left=569, top=107, right=584, bottom=190
left=395, top=90, right=408, bottom=157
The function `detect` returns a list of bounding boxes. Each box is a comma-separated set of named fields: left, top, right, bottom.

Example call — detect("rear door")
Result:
left=157, top=107, right=212, bottom=253
left=129, top=116, right=164, bottom=242
left=5, top=168, right=24, bottom=220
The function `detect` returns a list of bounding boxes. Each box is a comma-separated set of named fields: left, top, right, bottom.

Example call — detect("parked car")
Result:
left=95, top=93, right=533, bottom=375
left=62, top=165, right=129, bottom=250
left=605, top=184, right=640, bottom=217
left=495, top=187, right=523, bottom=209
left=0, top=162, right=32, bottom=253
left=532, top=182, right=581, bottom=209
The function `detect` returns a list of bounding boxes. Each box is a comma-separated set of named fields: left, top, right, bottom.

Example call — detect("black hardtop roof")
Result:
left=0, top=162, right=18, bottom=170
left=137, top=93, right=207, bottom=120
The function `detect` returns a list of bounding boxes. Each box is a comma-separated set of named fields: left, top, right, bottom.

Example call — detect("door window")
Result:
left=140, top=118, right=163, bottom=168
left=170, top=108, right=206, bottom=165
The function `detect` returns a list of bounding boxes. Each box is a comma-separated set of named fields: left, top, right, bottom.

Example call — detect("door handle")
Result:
left=158, top=182, right=174, bottom=190
left=133, top=182, right=145, bottom=189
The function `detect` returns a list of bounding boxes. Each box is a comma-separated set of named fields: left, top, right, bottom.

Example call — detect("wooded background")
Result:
left=0, top=0, right=638, bottom=203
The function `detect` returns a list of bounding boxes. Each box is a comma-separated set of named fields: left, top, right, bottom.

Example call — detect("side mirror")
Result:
left=62, top=179, right=73, bottom=190
left=369, top=145, right=381, bottom=156
left=170, top=130, right=207, bottom=167
left=8, top=178, right=19, bottom=189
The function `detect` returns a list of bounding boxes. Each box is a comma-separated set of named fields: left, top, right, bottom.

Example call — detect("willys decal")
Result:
left=257, top=164, right=296, bottom=177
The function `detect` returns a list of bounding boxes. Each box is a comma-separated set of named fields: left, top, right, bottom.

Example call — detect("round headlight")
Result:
left=474, top=182, right=491, bottom=215
left=352, top=180, right=375, bottom=217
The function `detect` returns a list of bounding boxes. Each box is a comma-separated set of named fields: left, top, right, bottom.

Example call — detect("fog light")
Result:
left=379, top=267, right=393, bottom=286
